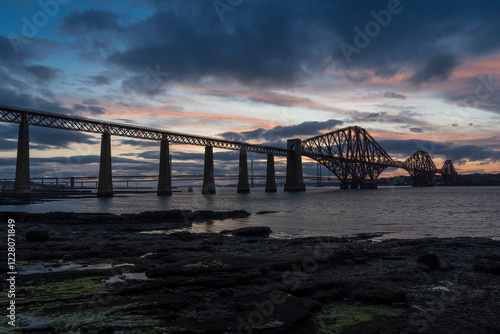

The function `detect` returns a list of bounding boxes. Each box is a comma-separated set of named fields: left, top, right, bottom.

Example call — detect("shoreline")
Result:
left=1, top=211, right=499, bottom=333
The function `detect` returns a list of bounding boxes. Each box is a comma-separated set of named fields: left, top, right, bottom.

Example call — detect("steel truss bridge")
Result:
left=301, top=126, right=457, bottom=188
left=0, top=105, right=288, bottom=156
left=0, top=105, right=457, bottom=190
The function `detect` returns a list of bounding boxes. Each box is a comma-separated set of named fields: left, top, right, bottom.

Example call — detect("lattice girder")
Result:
left=441, top=160, right=457, bottom=185
left=403, top=150, right=439, bottom=186
left=0, top=105, right=288, bottom=156
left=301, top=126, right=394, bottom=184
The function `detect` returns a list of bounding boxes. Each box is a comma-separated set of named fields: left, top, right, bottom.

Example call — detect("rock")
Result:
left=353, top=257, right=368, bottom=264
left=231, top=226, right=272, bottom=237
left=228, top=210, right=251, bottom=218
left=0, top=263, right=9, bottom=273
left=473, top=259, right=500, bottom=275
left=417, top=252, right=441, bottom=270
left=63, top=254, right=74, bottom=261
left=26, top=230, right=49, bottom=242
left=256, top=211, right=278, bottom=215
left=218, top=288, right=234, bottom=298
left=169, top=231, right=194, bottom=241
left=190, top=210, right=214, bottom=221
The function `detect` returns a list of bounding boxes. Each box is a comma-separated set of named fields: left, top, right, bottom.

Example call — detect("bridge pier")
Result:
left=349, top=182, right=359, bottom=189
left=14, top=118, right=31, bottom=195
left=237, top=150, right=250, bottom=193
left=202, top=146, right=216, bottom=194
left=157, top=140, right=172, bottom=196
left=340, top=182, right=349, bottom=190
left=284, top=139, right=305, bottom=192
left=265, top=153, right=277, bottom=192
left=97, top=133, right=113, bottom=197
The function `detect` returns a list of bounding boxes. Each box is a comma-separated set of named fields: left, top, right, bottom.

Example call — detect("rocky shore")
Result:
left=1, top=210, right=499, bottom=333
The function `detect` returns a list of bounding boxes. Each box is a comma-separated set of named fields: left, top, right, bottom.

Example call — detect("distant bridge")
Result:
left=0, top=104, right=457, bottom=197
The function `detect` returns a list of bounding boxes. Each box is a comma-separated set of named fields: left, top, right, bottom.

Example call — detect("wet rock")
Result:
left=169, top=231, right=195, bottom=242
left=231, top=226, right=272, bottom=237
left=353, top=257, right=368, bottom=264
left=189, top=210, right=214, bottom=221
left=26, top=230, right=49, bottom=242
left=256, top=210, right=278, bottom=215
left=0, top=263, right=9, bottom=273
left=351, top=281, right=407, bottom=305
left=218, top=287, right=234, bottom=297
left=473, top=259, right=500, bottom=275
left=62, top=254, right=74, bottom=261
left=417, top=252, right=441, bottom=270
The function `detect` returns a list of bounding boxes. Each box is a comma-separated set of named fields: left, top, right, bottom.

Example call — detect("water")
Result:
left=2, top=186, right=499, bottom=240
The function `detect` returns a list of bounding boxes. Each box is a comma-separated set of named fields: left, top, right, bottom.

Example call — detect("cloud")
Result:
left=383, top=91, right=406, bottom=100
left=100, top=0, right=500, bottom=90
left=59, top=9, right=123, bottom=34
left=22, top=65, right=60, bottom=85
left=88, top=75, right=111, bottom=86
left=408, top=54, right=459, bottom=85
left=220, top=119, right=343, bottom=142
left=378, top=139, right=500, bottom=162
left=445, top=74, right=500, bottom=114
left=0, top=123, right=98, bottom=151
left=0, top=155, right=144, bottom=167
left=409, top=128, right=424, bottom=133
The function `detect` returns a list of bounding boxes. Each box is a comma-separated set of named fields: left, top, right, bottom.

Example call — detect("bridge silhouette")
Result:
left=0, top=104, right=457, bottom=197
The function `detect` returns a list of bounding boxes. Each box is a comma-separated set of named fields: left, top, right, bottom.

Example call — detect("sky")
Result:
left=0, top=0, right=499, bottom=184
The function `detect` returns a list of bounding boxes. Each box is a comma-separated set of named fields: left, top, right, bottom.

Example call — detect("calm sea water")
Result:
left=2, top=186, right=499, bottom=240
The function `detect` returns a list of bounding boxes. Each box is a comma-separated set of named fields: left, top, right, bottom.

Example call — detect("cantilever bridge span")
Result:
left=301, top=126, right=457, bottom=189
left=0, top=105, right=457, bottom=197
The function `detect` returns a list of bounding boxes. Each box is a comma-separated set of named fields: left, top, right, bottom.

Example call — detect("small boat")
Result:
left=188, top=186, right=193, bottom=193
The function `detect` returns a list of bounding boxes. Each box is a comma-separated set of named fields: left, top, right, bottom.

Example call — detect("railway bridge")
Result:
left=0, top=105, right=457, bottom=197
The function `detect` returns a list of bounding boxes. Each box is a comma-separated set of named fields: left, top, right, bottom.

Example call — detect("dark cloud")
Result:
left=60, top=9, right=122, bottom=34
left=383, top=92, right=406, bottom=100
left=409, top=128, right=424, bottom=133
left=0, top=36, right=36, bottom=63
left=0, top=155, right=144, bottom=167
left=378, top=139, right=500, bottom=162
left=120, top=139, right=159, bottom=148
left=0, top=87, right=73, bottom=115
left=93, top=1, right=500, bottom=89
left=70, top=101, right=107, bottom=115
left=445, top=74, right=500, bottom=114
left=220, top=119, right=343, bottom=142
left=22, top=65, right=60, bottom=85
left=408, top=54, right=459, bottom=85
left=88, top=75, right=111, bottom=86
left=82, top=98, right=100, bottom=105
left=87, top=106, right=106, bottom=115
left=0, top=123, right=98, bottom=151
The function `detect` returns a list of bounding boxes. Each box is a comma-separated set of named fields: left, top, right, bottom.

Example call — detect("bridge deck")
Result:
left=0, top=105, right=289, bottom=156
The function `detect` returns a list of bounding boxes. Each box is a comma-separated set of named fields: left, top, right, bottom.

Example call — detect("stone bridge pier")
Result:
left=97, top=133, right=113, bottom=197
left=157, top=139, right=172, bottom=196
left=284, top=139, right=306, bottom=192
left=13, top=116, right=31, bottom=195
